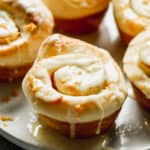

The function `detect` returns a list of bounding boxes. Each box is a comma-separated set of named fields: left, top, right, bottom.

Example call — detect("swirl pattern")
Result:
left=113, top=0, right=150, bottom=43
left=0, top=11, right=19, bottom=44
left=124, top=29, right=150, bottom=98
left=131, top=0, right=150, bottom=18
left=23, top=34, right=126, bottom=137
left=0, top=0, right=54, bottom=81
left=32, top=54, right=107, bottom=99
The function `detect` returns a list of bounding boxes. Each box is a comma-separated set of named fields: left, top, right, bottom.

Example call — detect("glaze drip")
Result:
left=95, top=100, right=104, bottom=135
left=70, top=123, right=76, bottom=138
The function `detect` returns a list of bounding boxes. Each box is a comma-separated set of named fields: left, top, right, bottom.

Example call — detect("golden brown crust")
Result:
left=38, top=109, right=120, bottom=138
left=138, top=61, right=150, bottom=76
left=43, top=0, right=109, bottom=19
left=55, top=9, right=106, bottom=34
left=132, top=84, right=150, bottom=110
left=113, top=8, right=133, bottom=45
left=0, top=63, right=32, bottom=82
left=117, top=24, right=134, bottom=45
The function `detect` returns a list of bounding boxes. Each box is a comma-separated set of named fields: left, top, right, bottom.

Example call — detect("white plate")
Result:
left=0, top=4, right=150, bottom=150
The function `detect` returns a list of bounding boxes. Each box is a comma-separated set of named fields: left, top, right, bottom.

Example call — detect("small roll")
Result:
left=42, top=0, right=110, bottom=34
left=23, top=34, right=127, bottom=138
left=123, top=29, right=150, bottom=110
left=113, top=0, right=150, bottom=45
left=0, top=0, right=54, bottom=81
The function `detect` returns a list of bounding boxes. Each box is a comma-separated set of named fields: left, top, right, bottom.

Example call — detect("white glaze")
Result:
left=131, top=0, right=150, bottom=18
left=123, top=29, right=150, bottom=98
left=0, top=11, right=18, bottom=41
left=70, top=124, right=76, bottom=138
left=23, top=34, right=126, bottom=125
left=54, top=60, right=106, bottom=96
left=95, top=100, right=104, bottom=135
left=113, top=0, right=150, bottom=36
left=0, top=0, right=54, bottom=67
left=139, top=47, right=150, bottom=66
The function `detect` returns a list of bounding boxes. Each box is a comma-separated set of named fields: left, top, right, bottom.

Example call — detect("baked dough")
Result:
left=42, top=0, right=109, bottom=34
left=113, top=0, right=150, bottom=44
left=123, top=29, right=150, bottom=109
left=0, top=0, right=54, bottom=81
left=43, top=0, right=110, bottom=19
left=23, top=34, right=127, bottom=137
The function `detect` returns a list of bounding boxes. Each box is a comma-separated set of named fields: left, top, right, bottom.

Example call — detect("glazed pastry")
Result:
left=123, top=29, right=150, bottom=110
left=22, top=34, right=127, bottom=138
left=113, top=0, right=150, bottom=45
left=43, top=0, right=110, bottom=34
left=0, top=0, right=54, bottom=81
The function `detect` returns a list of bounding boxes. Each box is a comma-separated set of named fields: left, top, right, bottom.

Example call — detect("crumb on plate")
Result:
left=1, top=96, right=10, bottom=103
left=11, top=88, right=19, bottom=97
left=0, top=116, right=14, bottom=122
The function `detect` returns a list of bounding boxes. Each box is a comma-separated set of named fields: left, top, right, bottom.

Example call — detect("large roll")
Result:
left=23, top=34, right=127, bottom=138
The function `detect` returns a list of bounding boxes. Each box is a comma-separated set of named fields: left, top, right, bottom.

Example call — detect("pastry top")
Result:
left=23, top=34, right=127, bottom=124
left=0, top=0, right=54, bottom=67
left=123, top=29, right=150, bottom=98
left=43, top=0, right=109, bottom=19
left=113, top=0, right=150, bottom=37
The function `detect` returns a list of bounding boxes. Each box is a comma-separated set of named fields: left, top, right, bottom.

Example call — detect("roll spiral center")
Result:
left=53, top=63, right=106, bottom=96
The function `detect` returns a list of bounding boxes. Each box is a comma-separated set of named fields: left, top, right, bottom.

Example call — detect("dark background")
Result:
left=0, top=136, right=23, bottom=150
